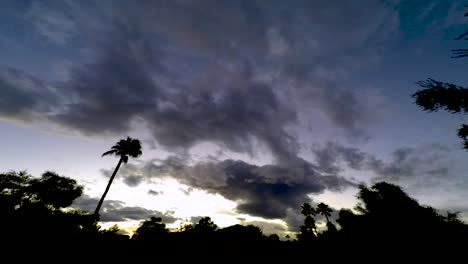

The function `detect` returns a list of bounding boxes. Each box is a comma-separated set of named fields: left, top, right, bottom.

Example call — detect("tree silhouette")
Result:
left=297, top=202, right=318, bottom=240
left=451, top=5, right=468, bottom=58
left=132, top=217, right=168, bottom=241
left=413, top=79, right=468, bottom=148
left=194, top=216, right=218, bottom=233
left=2, top=168, right=467, bottom=258
left=0, top=170, right=101, bottom=243
left=28, top=171, right=83, bottom=209
left=1, top=170, right=83, bottom=211
left=316, top=202, right=338, bottom=233
left=333, top=181, right=468, bottom=256
left=301, top=202, right=316, bottom=217
left=94, top=137, right=142, bottom=217
left=412, top=7, right=468, bottom=148
left=316, top=202, right=333, bottom=223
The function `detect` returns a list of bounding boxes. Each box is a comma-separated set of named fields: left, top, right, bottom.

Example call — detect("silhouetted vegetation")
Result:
left=0, top=170, right=100, bottom=244
left=94, top=137, right=142, bottom=217
left=413, top=7, right=468, bottom=148
left=2, top=169, right=466, bottom=259
left=452, top=5, right=468, bottom=58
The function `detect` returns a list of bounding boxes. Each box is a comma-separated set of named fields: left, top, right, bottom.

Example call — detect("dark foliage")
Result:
left=451, top=5, right=468, bottom=58
left=2, top=170, right=467, bottom=260
left=413, top=7, right=468, bottom=148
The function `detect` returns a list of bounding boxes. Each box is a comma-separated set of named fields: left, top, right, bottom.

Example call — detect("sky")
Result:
left=1, top=0, right=468, bottom=237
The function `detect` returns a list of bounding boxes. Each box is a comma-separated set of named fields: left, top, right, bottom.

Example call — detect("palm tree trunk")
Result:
left=94, top=157, right=123, bottom=217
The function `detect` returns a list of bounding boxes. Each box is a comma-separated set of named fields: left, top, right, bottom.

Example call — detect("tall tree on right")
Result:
left=451, top=5, right=468, bottom=58
left=412, top=7, right=468, bottom=148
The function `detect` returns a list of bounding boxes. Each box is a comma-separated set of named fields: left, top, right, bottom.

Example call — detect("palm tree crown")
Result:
left=102, top=136, right=142, bottom=163
left=301, top=202, right=317, bottom=217
left=316, top=202, right=333, bottom=222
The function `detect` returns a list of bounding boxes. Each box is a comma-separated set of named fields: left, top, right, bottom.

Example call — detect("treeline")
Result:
left=1, top=170, right=467, bottom=259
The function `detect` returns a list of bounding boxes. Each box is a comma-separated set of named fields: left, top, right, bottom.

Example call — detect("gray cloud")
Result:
left=2, top=0, right=399, bottom=161
left=283, top=207, right=307, bottom=233
left=25, top=1, right=77, bottom=44
left=313, top=142, right=454, bottom=187
left=187, top=216, right=205, bottom=226
left=369, top=144, right=453, bottom=184
left=312, top=142, right=369, bottom=174
left=72, top=194, right=178, bottom=223
left=106, top=157, right=357, bottom=219
left=4, top=1, right=400, bottom=226
left=101, top=167, right=146, bottom=187
left=0, top=67, right=58, bottom=123
left=316, top=87, right=369, bottom=139
left=148, top=189, right=163, bottom=196
left=122, top=175, right=144, bottom=187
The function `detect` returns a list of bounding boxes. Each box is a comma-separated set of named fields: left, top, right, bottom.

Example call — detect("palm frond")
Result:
left=102, top=150, right=116, bottom=157
left=451, top=49, right=468, bottom=58
left=454, top=32, right=468, bottom=40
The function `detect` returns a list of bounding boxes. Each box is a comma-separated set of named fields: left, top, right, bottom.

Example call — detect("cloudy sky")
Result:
left=1, top=0, right=467, bottom=236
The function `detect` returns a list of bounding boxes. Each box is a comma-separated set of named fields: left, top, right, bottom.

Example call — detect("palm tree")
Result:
left=316, top=202, right=333, bottom=223
left=93, top=137, right=142, bottom=217
left=300, top=202, right=318, bottom=236
left=301, top=202, right=316, bottom=218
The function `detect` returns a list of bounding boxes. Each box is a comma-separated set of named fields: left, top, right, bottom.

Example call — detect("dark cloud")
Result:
left=312, top=142, right=369, bottom=174
left=316, top=87, right=369, bottom=139
left=0, top=67, right=58, bottom=123
left=282, top=208, right=305, bottom=233
left=122, top=175, right=144, bottom=187
left=4, top=1, right=400, bottom=226
left=25, top=1, right=77, bottom=44
left=369, top=144, right=453, bottom=184
left=148, top=189, right=163, bottom=196
left=313, top=142, right=454, bottom=186
left=2, top=0, right=398, bottom=161
left=110, top=157, right=356, bottom=219
left=72, top=195, right=178, bottom=223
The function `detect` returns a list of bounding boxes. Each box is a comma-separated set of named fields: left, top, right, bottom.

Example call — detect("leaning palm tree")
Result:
left=93, top=137, right=142, bottom=217
left=316, top=202, right=333, bottom=223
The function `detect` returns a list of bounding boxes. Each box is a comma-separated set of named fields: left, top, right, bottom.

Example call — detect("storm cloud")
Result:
left=1, top=0, right=399, bottom=160
left=2, top=0, right=401, bottom=224
left=312, top=142, right=455, bottom=186
left=369, top=144, right=453, bottom=184
left=0, top=67, right=59, bottom=123
left=312, top=142, right=369, bottom=174
left=104, top=157, right=356, bottom=219
left=72, top=194, right=178, bottom=223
